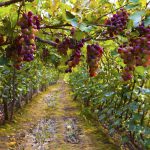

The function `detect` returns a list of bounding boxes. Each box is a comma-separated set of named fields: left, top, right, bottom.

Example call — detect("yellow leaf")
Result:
left=140, top=0, right=146, bottom=7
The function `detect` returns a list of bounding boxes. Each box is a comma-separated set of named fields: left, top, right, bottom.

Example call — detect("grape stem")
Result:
left=35, top=37, right=57, bottom=47
left=0, top=0, right=33, bottom=7
left=40, top=23, right=72, bottom=29
left=42, top=31, right=65, bottom=36
left=95, top=37, right=116, bottom=41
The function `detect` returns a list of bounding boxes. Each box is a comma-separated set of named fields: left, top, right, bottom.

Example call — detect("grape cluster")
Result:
left=65, top=49, right=81, bottom=73
left=118, top=24, right=150, bottom=81
left=10, top=11, right=40, bottom=69
left=137, top=22, right=150, bottom=36
left=57, top=38, right=70, bottom=55
left=18, top=11, right=40, bottom=29
left=56, top=26, right=85, bottom=73
left=105, top=8, right=129, bottom=37
left=65, top=39, right=85, bottom=73
left=87, top=44, right=103, bottom=77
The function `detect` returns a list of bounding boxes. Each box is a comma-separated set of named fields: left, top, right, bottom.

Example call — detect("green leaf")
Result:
left=116, top=57, right=125, bottom=67
left=70, top=18, right=78, bottom=27
left=130, top=102, right=138, bottom=111
left=117, top=0, right=125, bottom=6
left=66, top=11, right=75, bottom=19
left=128, top=123, right=136, bottom=131
left=0, top=56, right=9, bottom=66
left=127, top=19, right=134, bottom=31
left=121, top=135, right=129, bottom=143
left=141, top=88, right=150, bottom=94
left=140, top=0, right=146, bottom=7
left=99, top=114, right=106, bottom=121
left=105, top=91, right=115, bottom=97
left=129, top=0, right=139, bottom=3
left=79, top=23, right=94, bottom=32
left=126, top=3, right=139, bottom=9
left=65, top=11, right=78, bottom=27
left=74, top=31, right=85, bottom=40
left=144, top=16, right=150, bottom=27
left=145, top=139, right=150, bottom=149
left=109, top=128, right=115, bottom=135
left=135, top=66, right=145, bottom=76
left=129, top=11, right=145, bottom=27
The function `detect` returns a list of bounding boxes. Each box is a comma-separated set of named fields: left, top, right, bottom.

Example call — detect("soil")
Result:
left=0, top=80, right=120, bottom=150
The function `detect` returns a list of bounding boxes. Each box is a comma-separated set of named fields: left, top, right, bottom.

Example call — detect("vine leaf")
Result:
left=135, top=66, right=145, bottom=76
left=144, top=16, right=150, bottom=27
left=66, top=11, right=75, bottom=19
left=78, top=23, right=94, bottom=32
left=0, top=56, right=9, bottom=66
left=129, top=0, right=139, bottom=3
left=129, top=11, right=145, bottom=27
left=65, top=11, right=78, bottom=27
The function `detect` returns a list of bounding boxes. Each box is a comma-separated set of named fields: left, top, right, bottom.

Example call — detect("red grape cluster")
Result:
left=57, top=38, right=70, bottom=55
left=118, top=24, right=150, bottom=81
left=57, top=26, right=84, bottom=56
left=105, top=8, right=129, bottom=37
left=57, top=27, right=85, bottom=72
left=56, top=26, right=85, bottom=72
left=11, top=11, right=40, bottom=69
left=65, top=39, right=85, bottom=73
left=87, top=44, right=103, bottom=77
left=65, top=49, right=81, bottom=73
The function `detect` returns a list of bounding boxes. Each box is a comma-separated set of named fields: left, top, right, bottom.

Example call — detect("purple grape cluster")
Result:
left=137, top=22, right=150, bottom=36
left=118, top=23, right=150, bottom=81
left=18, top=11, right=40, bottom=29
left=6, top=11, right=40, bottom=69
left=57, top=38, right=70, bottom=55
left=57, top=37, right=84, bottom=53
left=105, top=8, right=129, bottom=37
left=65, top=39, right=85, bottom=73
left=56, top=27, right=85, bottom=73
left=65, top=49, right=81, bottom=73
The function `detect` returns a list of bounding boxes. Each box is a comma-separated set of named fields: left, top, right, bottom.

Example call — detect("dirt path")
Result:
left=0, top=80, right=119, bottom=150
